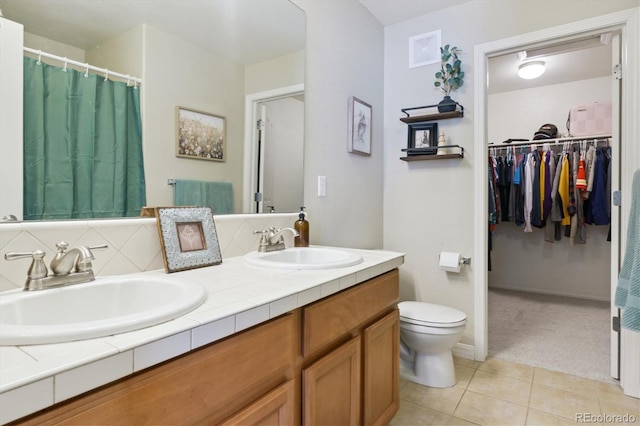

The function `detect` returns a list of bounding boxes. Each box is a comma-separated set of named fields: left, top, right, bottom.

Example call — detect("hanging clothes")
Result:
left=487, top=138, right=611, bottom=248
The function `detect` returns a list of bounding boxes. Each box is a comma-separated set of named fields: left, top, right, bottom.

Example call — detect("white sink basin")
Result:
left=0, top=276, right=206, bottom=346
left=244, top=247, right=363, bottom=270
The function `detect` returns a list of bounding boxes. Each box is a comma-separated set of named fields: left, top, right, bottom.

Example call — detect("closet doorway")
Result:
left=485, top=35, right=618, bottom=383
left=472, top=10, right=640, bottom=393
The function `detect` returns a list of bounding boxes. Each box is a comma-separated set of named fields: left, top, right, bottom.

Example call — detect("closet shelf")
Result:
left=488, top=134, right=611, bottom=149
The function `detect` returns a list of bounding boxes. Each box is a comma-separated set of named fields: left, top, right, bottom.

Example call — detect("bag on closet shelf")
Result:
left=532, top=123, right=558, bottom=140
left=566, top=101, right=612, bottom=137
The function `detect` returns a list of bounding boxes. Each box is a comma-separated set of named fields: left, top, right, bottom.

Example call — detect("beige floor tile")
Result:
left=401, top=381, right=466, bottom=415
left=533, top=367, right=598, bottom=397
left=529, top=383, right=600, bottom=420
left=454, top=365, right=477, bottom=390
left=454, top=356, right=482, bottom=370
left=596, top=381, right=640, bottom=415
left=389, top=399, right=452, bottom=426
left=448, top=416, right=481, bottom=425
left=525, top=408, right=585, bottom=425
left=478, top=357, right=534, bottom=382
left=453, top=390, right=528, bottom=426
left=467, top=369, right=532, bottom=406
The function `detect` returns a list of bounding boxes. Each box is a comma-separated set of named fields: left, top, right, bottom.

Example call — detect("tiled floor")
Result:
left=390, top=357, right=639, bottom=426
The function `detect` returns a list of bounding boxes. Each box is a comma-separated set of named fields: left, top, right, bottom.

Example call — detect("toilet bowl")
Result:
left=398, top=301, right=467, bottom=388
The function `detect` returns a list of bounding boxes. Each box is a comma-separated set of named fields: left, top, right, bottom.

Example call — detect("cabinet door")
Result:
left=363, top=309, right=400, bottom=426
left=220, top=380, right=295, bottom=426
left=303, top=336, right=361, bottom=426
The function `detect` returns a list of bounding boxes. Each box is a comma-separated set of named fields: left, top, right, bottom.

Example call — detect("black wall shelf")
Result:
left=400, top=145, right=464, bottom=161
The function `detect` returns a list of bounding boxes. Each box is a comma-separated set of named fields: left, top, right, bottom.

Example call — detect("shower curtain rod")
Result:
left=23, top=47, right=142, bottom=85
left=488, top=134, right=610, bottom=150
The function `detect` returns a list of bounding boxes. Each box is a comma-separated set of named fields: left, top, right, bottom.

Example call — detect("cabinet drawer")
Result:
left=302, top=269, right=399, bottom=356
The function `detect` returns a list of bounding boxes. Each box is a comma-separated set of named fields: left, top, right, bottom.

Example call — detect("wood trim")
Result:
left=219, top=380, right=295, bottom=425
left=363, top=309, right=400, bottom=426
left=303, top=336, right=361, bottom=426
left=302, top=270, right=399, bottom=356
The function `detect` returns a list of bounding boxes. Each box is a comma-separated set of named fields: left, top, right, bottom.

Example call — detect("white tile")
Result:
left=270, top=294, right=297, bottom=318
left=236, top=305, right=270, bottom=332
left=119, top=226, right=162, bottom=270
left=297, top=286, right=321, bottom=307
left=0, top=347, right=35, bottom=370
left=55, top=351, right=133, bottom=403
left=0, top=378, right=53, bottom=424
left=339, top=273, right=357, bottom=290
left=320, top=279, right=340, bottom=297
left=0, top=223, right=22, bottom=249
left=133, top=331, right=191, bottom=371
left=192, top=316, right=236, bottom=349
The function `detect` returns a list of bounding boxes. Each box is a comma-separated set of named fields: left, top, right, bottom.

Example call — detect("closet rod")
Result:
left=488, top=134, right=610, bottom=149
left=23, top=47, right=142, bottom=84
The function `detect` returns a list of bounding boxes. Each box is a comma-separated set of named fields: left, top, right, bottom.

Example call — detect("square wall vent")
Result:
left=409, top=30, right=441, bottom=68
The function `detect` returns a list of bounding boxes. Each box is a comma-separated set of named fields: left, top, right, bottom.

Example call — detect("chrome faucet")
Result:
left=254, top=227, right=299, bottom=252
left=4, top=241, right=108, bottom=291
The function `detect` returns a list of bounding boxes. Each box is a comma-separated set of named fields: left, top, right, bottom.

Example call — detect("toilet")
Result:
left=398, top=301, right=467, bottom=388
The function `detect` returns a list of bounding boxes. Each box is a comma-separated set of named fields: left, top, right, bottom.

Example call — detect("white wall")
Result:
left=141, top=25, right=245, bottom=212
left=293, top=0, right=385, bottom=249
left=383, top=0, right=639, bottom=348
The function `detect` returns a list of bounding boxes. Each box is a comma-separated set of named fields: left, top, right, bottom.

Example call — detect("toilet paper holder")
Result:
left=438, top=253, right=472, bottom=267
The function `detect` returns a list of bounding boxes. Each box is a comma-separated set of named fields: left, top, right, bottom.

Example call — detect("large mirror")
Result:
left=0, top=0, right=305, bottom=220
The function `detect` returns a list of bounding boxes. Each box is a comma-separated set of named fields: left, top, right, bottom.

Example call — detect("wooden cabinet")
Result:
left=13, top=269, right=399, bottom=426
left=302, top=269, right=400, bottom=425
left=16, top=313, right=297, bottom=426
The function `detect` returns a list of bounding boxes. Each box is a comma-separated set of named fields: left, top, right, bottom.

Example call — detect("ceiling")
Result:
left=0, top=0, right=612, bottom=91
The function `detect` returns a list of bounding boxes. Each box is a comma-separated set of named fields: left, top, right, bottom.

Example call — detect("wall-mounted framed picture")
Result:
left=405, top=122, right=438, bottom=155
left=155, top=206, right=222, bottom=273
left=347, top=96, right=372, bottom=156
left=176, top=106, right=226, bottom=161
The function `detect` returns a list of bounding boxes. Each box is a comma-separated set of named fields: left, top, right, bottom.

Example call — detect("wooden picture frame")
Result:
left=406, top=122, right=438, bottom=155
left=347, top=96, right=372, bottom=156
left=176, top=106, right=226, bottom=161
left=156, top=206, right=222, bottom=273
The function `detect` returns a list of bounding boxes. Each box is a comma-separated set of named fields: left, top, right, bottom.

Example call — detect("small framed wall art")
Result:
left=156, top=206, right=222, bottom=273
left=405, top=122, right=438, bottom=155
left=347, top=96, right=372, bottom=156
left=176, top=106, right=226, bottom=161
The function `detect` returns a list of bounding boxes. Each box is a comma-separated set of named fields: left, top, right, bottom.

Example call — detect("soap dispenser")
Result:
left=294, top=207, right=309, bottom=247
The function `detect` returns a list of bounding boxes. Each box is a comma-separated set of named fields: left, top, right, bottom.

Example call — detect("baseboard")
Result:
left=488, top=284, right=610, bottom=302
left=452, top=343, right=475, bottom=361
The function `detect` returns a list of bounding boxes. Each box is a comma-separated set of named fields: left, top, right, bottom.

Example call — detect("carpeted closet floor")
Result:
left=488, top=287, right=616, bottom=384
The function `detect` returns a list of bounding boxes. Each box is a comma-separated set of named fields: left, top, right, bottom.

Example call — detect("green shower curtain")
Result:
left=23, top=56, right=146, bottom=220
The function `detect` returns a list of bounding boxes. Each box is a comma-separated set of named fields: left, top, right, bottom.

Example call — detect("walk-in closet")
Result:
left=486, top=34, right=618, bottom=383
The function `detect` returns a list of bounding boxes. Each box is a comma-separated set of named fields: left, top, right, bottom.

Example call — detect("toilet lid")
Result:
left=398, top=301, right=467, bottom=327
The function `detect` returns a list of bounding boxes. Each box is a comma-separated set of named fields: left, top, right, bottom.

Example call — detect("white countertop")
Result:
left=0, top=247, right=404, bottom=424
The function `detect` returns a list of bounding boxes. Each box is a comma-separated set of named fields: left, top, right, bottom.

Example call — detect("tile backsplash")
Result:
left=0, top=213, right=297, bottom=292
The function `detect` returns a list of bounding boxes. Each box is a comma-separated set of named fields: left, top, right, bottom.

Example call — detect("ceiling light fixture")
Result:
left=518, top=60, right=545, bottom=80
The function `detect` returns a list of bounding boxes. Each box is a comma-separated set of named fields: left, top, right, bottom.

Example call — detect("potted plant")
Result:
left=434, top=45, right=464, bottom=112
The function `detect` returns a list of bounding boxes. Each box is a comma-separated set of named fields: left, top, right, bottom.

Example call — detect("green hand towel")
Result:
left=174, top=180, right=233, bottom=215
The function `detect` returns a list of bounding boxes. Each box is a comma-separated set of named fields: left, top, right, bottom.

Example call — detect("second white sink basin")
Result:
left=244, top=247, right=363, bottom=270
left=0, top=276, right=206, bottom=346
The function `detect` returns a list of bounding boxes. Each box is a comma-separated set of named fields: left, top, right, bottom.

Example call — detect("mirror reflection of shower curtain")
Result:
left=22, top=56, right=145, bottom=220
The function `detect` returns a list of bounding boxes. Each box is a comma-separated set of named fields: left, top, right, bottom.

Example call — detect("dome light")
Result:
left=518, top=61, right=545, bottom=79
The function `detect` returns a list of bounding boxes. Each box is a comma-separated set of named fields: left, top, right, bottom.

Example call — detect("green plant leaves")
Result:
left=435, top=44, right=464, bottom=94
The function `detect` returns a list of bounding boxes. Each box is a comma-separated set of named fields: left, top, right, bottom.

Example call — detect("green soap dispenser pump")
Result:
left=294, top=207, right=309, bottom=247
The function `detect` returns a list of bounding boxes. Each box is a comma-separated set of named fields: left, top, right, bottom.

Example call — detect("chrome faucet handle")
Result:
left=253, top=230, right=269, bottom=252
left=5, top=249, right=49, bottom=281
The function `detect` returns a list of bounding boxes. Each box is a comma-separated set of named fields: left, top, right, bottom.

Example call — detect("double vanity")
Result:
left=0, top=245, right=404, bottom=424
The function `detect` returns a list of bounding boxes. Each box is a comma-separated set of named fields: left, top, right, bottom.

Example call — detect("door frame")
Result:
left=472, top=8, right=639, bottom=376
left=243, top=84, right=304, bottom=213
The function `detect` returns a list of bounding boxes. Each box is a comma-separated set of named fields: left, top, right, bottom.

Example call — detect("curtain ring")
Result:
left=126, top=75, right=131, bottom=86
left=84, top=64, right=90, bottom=78
left=104, top=69, right=109, bottom=81
left=63, top=58, right=68, bottom=72
left=37, top=50, right=42, bottom=65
